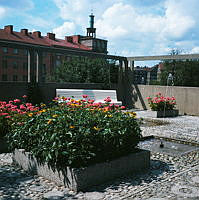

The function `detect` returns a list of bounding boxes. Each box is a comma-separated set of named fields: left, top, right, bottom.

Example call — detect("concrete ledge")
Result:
left=147, top=110, right=179, bottom=118
left=13, top=149, right=150, bottom=191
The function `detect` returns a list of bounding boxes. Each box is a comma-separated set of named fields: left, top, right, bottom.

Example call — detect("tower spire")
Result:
left=86, top=12, right=96, bottom=38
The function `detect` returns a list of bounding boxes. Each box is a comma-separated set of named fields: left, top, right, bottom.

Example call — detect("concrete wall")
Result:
left=0, top=82, right=119, bottom=103
left=0, top=82, right=27, bottom=101
left=133, top=85, right=199, bottom=116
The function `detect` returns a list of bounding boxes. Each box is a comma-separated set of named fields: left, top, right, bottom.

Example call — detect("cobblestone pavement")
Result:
left=136, top=110, right=199, bottom=144
left=0, top=112, right=199, bottom=200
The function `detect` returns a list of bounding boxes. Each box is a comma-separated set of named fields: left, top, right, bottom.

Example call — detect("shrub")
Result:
left=147, top=93, right=176, bottom=111
left=7, top=96, right=142, bottom=168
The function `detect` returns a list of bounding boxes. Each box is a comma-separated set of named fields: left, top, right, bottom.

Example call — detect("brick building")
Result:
left=0, top=13, right=108, bottom=82
left=134, top=65, right=158, bottom=84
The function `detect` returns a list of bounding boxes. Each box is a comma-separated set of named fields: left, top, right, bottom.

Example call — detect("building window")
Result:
left=13, top=62, right=18, bottom=69
left=13, top=49, right=18, bottom=54
left=23, top=75, right=28, bottom=82
left=2, top=74, right=7, bottom=81
left=24, top=50, right=28, bottom=55
left=13, top=75, right=18, bottom=82
left=56, top=60, right=61, bottom=67
left=2, top=60, right=7, bottom=68
left=2, top=47, right=8, bottom=53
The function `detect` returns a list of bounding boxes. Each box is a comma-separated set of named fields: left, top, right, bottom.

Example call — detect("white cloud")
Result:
left=53, top=22, right=76, bottom=38
left=0, top=7, right=6, bottom=18
left=190, top=47, right=199, bottom=54
left=51, top=0, right=199, bottom=58
left=53, top=0, right=89, bottom=25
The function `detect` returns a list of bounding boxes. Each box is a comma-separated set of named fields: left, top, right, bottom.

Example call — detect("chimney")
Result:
left=72, top=35, right=80, bottom=43
left=47, top=33, right=55, bottom=40
left=33, top=31, right=41, bottom=38
left=65, top=36, right=73, bottom=43
left=21, top=29, right=28, bottom=36
left=4, top=25, right=13, bottom=34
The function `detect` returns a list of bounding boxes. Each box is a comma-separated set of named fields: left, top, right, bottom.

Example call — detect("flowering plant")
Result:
left=0, top=96, right=39, bottom=138
left=7, top=96, right=141, bottom=168
left=147, top=93, right=176, bottom=111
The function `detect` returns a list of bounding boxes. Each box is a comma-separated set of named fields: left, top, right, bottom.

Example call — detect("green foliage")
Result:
left=49, top=57, right=118, bottom=86
left=0, top=116, right=9, bottom=139
left=7, top=99, right=142, bottom=168
left=160, top=60, right=199, bottom=87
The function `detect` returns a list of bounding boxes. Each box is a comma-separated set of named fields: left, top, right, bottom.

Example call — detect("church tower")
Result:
left=86, top=13, right=96, bottom=38
left=79, top=13, right=108, bottom=54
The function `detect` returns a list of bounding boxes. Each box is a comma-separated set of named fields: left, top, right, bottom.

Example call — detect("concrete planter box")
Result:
left=0, top=137, right=9, bottom=153
left=13, top=149, right=150, bottom=191
left=149, top=109, right=179, bottom=118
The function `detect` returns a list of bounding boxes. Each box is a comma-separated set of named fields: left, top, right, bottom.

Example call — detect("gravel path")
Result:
left=0, top=112, right=199, bottom=200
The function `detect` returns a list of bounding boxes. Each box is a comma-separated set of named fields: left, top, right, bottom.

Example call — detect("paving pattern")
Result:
left=0, top=112, right=199, bottom=200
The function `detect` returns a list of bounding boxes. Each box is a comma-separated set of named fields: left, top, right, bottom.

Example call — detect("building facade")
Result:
left=0, top=14, right=108, bottom=82
left=134, top=65, right=158, bottom=85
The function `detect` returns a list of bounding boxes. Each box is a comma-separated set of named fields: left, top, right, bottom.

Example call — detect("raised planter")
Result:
left=148, top=109, right=179, bottom=118
left=13, top=148, right=150, bottom=191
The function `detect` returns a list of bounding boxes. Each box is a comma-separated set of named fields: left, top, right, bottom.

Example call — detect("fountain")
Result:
left=139, top=137, right=199, bottom=156
left=138, top=72, right=199, bottom=156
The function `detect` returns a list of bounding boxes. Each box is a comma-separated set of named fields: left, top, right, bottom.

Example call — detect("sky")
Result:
left=1, top=0, right=199, bottom=64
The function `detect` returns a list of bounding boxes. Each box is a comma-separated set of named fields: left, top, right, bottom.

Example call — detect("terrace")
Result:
left=0, top=111, right=199, bottom=200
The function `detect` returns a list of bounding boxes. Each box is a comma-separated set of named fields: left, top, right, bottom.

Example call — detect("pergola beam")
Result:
left=127, top=54, right=199, bottom=61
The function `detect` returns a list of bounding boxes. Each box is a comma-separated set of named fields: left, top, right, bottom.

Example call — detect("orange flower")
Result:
left=47, top=119, right=53, bottom=124
left=28, top=113, right=33, bottom=117
left=93, top=126, right=100, bottom=131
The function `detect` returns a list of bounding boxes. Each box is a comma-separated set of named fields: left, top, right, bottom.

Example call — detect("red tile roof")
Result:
left=0, top=26, right=91, bottom=51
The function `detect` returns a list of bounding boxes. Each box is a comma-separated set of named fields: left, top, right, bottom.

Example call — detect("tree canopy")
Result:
left=49, top=56, right=118, bottom=87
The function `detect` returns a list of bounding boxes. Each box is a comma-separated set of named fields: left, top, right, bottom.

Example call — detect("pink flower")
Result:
left=20, top=104, right=26, bottom=110
left=82, top=95, right=88, bottom=98
left=22, top=95, right=27, bottom=98
left=14, top=99, right=21, bottom=103
left=104, top=97, right=111, bottom=102
left=26, top=103, right=32, bottom=107
left=5, top=115, right=11, bottom=118
left=0, top=113, right=9, bottom=116
left=120, top=106, right=126, bottom=110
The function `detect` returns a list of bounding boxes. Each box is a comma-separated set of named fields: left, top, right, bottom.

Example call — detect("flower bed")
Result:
left=147, top=93, right=176, bottom=111
left=13, top=148, right=150, bottom=191
left=0, top=96, right=39, bottom=152
left=146, top=93, right=178, bottom=117
left=6, top=96, right=142, bottom=169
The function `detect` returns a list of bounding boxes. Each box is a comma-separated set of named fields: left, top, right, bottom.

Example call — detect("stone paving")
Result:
left=0, top=111, right=199, bottom=200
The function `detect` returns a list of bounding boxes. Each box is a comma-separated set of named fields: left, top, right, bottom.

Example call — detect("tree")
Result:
left=160, top=49, right=199, bottom=87
left=49, top=56, right=118, bottom=87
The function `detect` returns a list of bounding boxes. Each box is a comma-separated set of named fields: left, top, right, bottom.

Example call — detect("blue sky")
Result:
left=1, top=0, right=199, bottom=64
